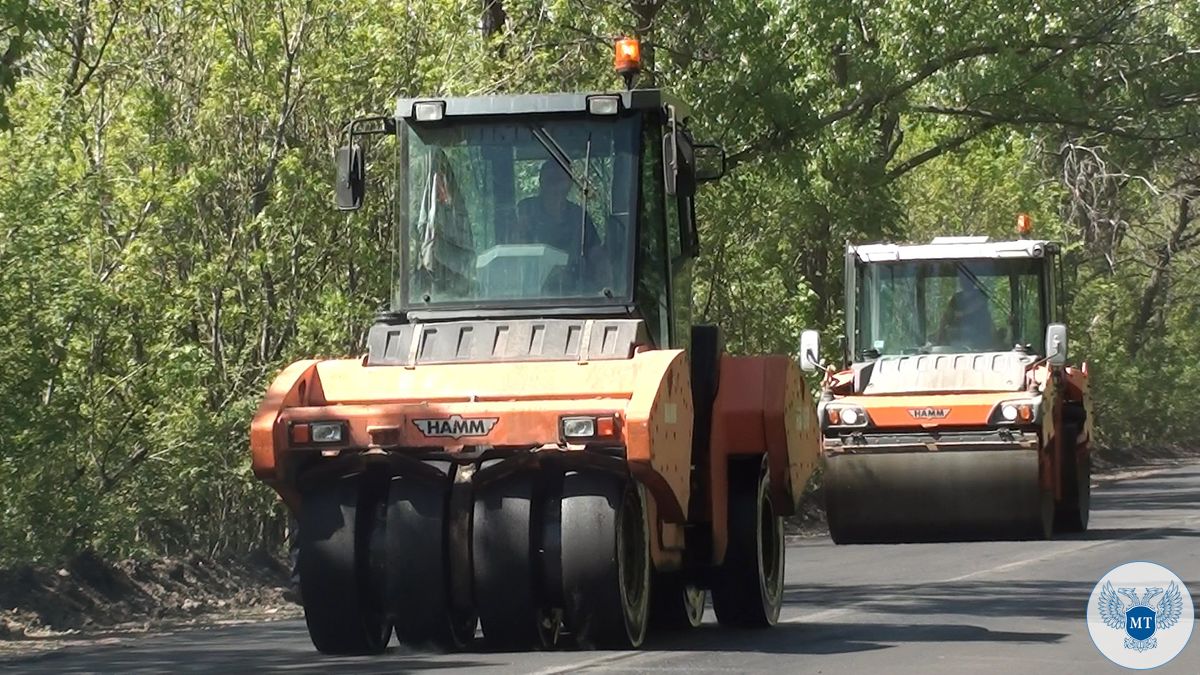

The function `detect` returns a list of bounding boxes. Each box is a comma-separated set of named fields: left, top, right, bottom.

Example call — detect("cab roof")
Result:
left=395, top=89, right=689, bottom=120
left=851, top=238, right=1060, bottom=262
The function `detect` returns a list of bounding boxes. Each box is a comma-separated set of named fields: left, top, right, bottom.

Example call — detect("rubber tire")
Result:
left=473, top=473, right=548, bottom=650
left=561, top=471, right=651, bottom=649
left=298, top=474, right=391, bottom=655
left=649, top=572, right=705, bottom=630
left=1055, top=453, right=1091, bottom=533
left=387, top=472, right=477, bottom=650
left=712, top=459, right=784, bottom=628
left=689, top=325, right=722, bottom=525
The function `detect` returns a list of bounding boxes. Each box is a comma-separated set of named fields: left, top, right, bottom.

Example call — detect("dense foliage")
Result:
left=1, top=0, right=1197, bottom=563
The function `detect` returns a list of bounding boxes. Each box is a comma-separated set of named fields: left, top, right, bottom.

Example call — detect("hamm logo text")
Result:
left=413, top=415, right=498, bottom=439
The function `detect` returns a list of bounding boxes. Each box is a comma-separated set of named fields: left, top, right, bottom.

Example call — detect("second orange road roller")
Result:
left=803, top=232, right=1093, bottom=544
left=249, top=41, right=820, bottom=654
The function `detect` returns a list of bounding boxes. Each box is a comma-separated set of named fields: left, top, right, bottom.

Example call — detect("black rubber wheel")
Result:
left=298, top=473, right=392, bottom=654
left=387, top=472, right=477, bottom=650
left=473, top=473, right=549, bottom=650
left=561, top=471, right=651, bottom=649
left=689, top=325, right=723, bottom=525
left=712, top=459, right=784, bottom=627
left=1055, top=453, right=1091, bottom=533
left=649, top=572, right=705, bottom=630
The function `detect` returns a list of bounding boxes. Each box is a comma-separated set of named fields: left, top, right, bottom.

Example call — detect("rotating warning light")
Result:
left=614, top=37, right=642, bottom=76
left=1017, top=213, right=1034, bottom=236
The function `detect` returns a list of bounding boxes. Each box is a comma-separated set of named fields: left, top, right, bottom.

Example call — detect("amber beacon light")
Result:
left=1016, top=212, right=1033, bottom=236
left=614, top=37, right=642, bottom=88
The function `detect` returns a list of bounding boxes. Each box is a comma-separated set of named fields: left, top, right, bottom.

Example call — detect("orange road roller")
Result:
left=803, top=234, right=1093, bottom=544
left=250, top=41, right=819, bottom=654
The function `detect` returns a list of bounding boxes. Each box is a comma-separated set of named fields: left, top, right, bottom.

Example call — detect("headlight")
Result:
left=824, top=405, right=869, bottom=429
left=310, top=422, right=345, bottom=443
left=413, top=100, right=446, bottom=122
left=560, top=414, right=619, bottom=441
left=992, top=399, right=1040, bottom=425
left=561, top=416, right=596, bottom=439
left=587, top=95, right=621, bottom=115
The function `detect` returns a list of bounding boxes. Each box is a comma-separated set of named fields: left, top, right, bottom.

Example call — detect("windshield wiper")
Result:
left=954, top=262, right=994, bottom=301
left=528, top=124, right=587, bottom=193
left=579, top=133, right=592, bottom=257
left=953, top=262, right=1011, bottom=318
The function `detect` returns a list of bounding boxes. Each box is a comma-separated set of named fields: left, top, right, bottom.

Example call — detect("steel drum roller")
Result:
left=824, top=449, right=1048, bottom=543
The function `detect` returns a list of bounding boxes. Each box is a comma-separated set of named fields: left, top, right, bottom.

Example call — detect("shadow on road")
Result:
left=785, top=578, right=1098, bottom=621
left=641, top=620, right=1065, bottom=656
left=1094, top=490, right=1200, bottom=511
left=1090, top=470, right=1200, bottom=512
left=1060, top=526, right=1200, bottom=541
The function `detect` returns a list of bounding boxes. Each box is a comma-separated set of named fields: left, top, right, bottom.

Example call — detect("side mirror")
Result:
left=1045, top=323, right=1068, bottom=367
left=799, top=329, right=821, bottom=373
left=694, top=143, right=726, bottom=183
left=335, top=144, right=365, bottom=210
left=662, top=132, right=679, bottom=196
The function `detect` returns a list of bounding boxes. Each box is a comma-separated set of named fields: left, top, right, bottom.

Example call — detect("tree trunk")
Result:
left=1127, top=193, right=1194, bottom=358
left=481, top=1, right=505, bottom=36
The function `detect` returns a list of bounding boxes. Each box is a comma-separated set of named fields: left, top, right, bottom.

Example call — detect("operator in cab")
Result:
left=511, top=159, right=613, bottom=293
left=513, top=160, right=601, bottom=253
left=935, top=274, right=1003, bottom=350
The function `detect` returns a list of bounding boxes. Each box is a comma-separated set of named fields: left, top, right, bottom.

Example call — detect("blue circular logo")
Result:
left=1088, top=561, right=1195, bottom=669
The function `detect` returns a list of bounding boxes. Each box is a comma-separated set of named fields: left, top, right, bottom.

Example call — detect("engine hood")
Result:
left=860, top=352, right=1035, bottom=395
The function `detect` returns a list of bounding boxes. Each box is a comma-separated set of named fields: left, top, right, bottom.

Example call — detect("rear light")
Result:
left=560, top=414, right=619, bottom=441
left=595, top=415, right=617, bottom=437
left=290, top=423, right=310, bottom=445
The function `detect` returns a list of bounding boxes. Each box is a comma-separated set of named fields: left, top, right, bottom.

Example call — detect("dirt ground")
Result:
left=1, top=444, right=1197, bottom=656
left=0, top=550, right=300, bottom=655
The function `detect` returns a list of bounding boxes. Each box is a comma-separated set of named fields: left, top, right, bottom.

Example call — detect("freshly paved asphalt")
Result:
left=4, top=464, right=1199, bottom=674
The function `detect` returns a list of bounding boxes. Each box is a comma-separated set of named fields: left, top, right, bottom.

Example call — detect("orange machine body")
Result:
left=821, top=361, right=1092, bottom=498
left=251, top=350, right=819, bottom=567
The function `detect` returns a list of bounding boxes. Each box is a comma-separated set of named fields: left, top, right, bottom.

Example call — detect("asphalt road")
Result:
left=5, top=463, right=1200, bottom=674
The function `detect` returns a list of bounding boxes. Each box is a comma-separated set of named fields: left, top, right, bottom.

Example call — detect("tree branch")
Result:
left=726, top=30, right=1125, bottom=171
left=912, top=104, right=1190, bottom=142
left=886, top=121, right=999, bottom=181
left=68, top=0, right=122, bottom=97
